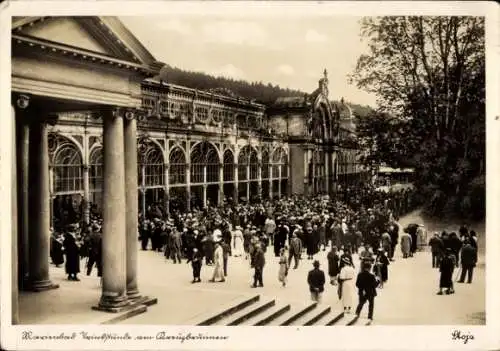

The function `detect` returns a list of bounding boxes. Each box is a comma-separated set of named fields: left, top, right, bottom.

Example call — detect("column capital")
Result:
left=14, top=94, right=30, bottom=111
left=82, top=165, right=90, bottom=171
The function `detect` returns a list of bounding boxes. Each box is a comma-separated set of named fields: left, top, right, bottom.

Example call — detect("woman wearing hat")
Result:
left=232, top=225, right=244, bottom=257
left=438, top=247, right=456, bottom=295
left=338, top=256, right=356, bottom=313
left=209, top=240, right=225, bottom=283
left=373, top=248, right=390, bottom=288
left=278, top=247, right=289, bottom=287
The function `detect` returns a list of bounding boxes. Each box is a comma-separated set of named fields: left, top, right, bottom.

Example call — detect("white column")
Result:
left=186, top=163, right=191, bottom=211
left=140, top=166, right=146, bottom=217
left=203, top=165, right=207, bottom=208
left=164, top=165, right=170, bottom=215
left=218, top=163, right=224, bottom=206
left=28, top=119, right=58, bottom=291
left=124, top=115, right=140, bottom=301
left=269, top=164, right=273, bottom=199
left=278, top=165, right=282, bottom=198
left=257, top=159, right=262, bottom=199
left=94, top=109, right=128, bottom=311
left=246, top=164, right=250, bottom=201
left=82, top=165, right=90, bottom=224
left=325, top=152, right=329, bottom=194
left=16, top=115, right=30, bottom=290
left=233, top=163, right=238, bottom=204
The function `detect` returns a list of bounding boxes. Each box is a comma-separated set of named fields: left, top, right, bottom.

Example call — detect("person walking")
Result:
left=338, top=256, right=356, bottom=314
left=50, top=231, right=64, bottom=267
left=288, top=232, right=302, bottom=269
left=355, top=261, right=378, bottom=323
left=63, top=230, right=81, bottom=281
left=278, top=247, right=289, bottom=287
left=458, top=239, right=477, bottom=284
left=171, top=228, right=183, bottom=264
left=437, top=247, right=456, bottom=295
left=428, top=232, right=444, bottom=268
left=251, top=242, right=265, bottom=288
left=307, top=260, right=326, bottom=303
left=209, top=240, right=225, bottom=283
left=187, top=248, right=203, bottom=283
left=327, top=246, right=340, bottom=285
left=400, top=230, right=412, bottom=259
left=373, top=248, right=390, bottom=288
left=221, top=240, right=230, bottom=277
left=232, top=225, right=244, bottom=257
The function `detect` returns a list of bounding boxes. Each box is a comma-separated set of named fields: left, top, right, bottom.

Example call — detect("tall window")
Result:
left=261, top=148, right=270, bottom=179
left=190, top=141, right=220, bottom=184
left=169, top=147, right=186, bottom=185
left=138, top=141, right=164, bottom=187
left=89, top=146, right=103, bottom=191
left=52, top=138, right=83, bottom=194
left=223, top=149, right=234, bottom=182
left=272, top=147, right=288, bottom=179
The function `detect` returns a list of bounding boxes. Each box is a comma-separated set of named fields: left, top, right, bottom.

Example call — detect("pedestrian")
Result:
left=85, top=226, right=102, bottom=277
left=428, top=232, right=444, bottom=268
left=400, top=230, right=412, bottom=259
left=355, top=261, right=378, bottom=323
left=437, top=247, right=456, bottom=295
left=251, top=242, right=265, bottom=288
left=63, top=229, right=80, bottom=281
left=278, top=247, right=289, bottom=287
left=288, top=232, right=302, bottom=269
left=327, top=245, right=340, bottom=285
left=221, top=240, right=230, bottom=277
left=187, top=248, right=203, bottom=283
left=305, top=225, right=316, bottom=260
left=307, top=260, right=326, bottom=303
left=449, top=232, right=463, bottom=268
left=373, top=248, right=390, bottom=288
left=360, top=244, right=374, bottom=265
left=209, top=240, right=225, bottom=283
left=50, top=231, right=64, bottom=267
left=232, top=225, right=244, bottom=257
left=171, top=228, right=183, bottom=264
left=458, top=239, right=477, bottom=284
left=338, top=256, right=356, bottom=313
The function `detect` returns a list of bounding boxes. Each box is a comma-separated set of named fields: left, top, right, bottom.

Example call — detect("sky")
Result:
left=120, top=15, right=377, bottom=107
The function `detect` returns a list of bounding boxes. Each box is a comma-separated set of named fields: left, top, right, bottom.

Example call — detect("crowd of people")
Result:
left=48, top=184, right=480, bottom=322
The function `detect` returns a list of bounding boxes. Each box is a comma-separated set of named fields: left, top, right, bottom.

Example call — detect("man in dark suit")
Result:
left=251, top=243, right=265, bottom=288
left=307, top=260, right=326, bottom=303
left=458, top=239, right=478, bottom=284
left=355, top=261, right=378, bottom=322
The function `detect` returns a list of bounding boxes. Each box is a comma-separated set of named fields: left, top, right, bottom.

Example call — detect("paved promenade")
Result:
left=18, top=210, right=485, bottom=325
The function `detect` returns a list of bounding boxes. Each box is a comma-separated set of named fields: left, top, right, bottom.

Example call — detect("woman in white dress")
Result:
left=338, top=256, right=356, bottom=313
left=232, top=226, right=244, bottom=257
left=209, top=240, right=225, bottom=283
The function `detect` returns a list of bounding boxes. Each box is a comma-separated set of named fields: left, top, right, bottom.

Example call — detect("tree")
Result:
left=350, top=16, right=485, bottom=219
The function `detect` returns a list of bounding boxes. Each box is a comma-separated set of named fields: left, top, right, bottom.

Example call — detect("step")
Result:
left=186, top=294, right=260, bottom=326
left=290, top=305, right=331, bottom=326
left=215, top=298, right=276, bottom=326
left=336, top=312, right=360, bottom=326
left=309, top=309, right=345, bottom=326
left=241, top=303, right=291, bottom=326
left=267, top=302, right=317, bottom=326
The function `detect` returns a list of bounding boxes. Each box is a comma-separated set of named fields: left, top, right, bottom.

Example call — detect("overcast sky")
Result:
left=120, top=15, right=377, bottom=107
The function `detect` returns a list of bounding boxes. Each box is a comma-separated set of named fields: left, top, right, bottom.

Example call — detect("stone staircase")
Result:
left=192, top=295, right=371, bottom=326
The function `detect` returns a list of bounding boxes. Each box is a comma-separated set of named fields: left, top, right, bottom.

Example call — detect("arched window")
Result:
left=51, top=136, right=83, bottom=194
left=89, top=146, right=103, bottom=191
left=249, top=148, right=258, bottom=180
left=237, top=146, right=249, bottom=181
left=223, top=149, right=234, bottom=182
left=169, top=147, right=186, bottom=185
left=261, top=148, right=270, bottom=179
left=272, top=147, right=287, bottom=179
left=190, top=142, right=220, bottom=184
left=138, top=141, right=164, bottom=187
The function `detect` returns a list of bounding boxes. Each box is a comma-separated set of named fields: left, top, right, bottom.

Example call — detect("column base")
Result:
left=30, top=279, right=59, bottom=292
left=129, top=295, right=158, bottom=307
left=92, top=293, right=130, bottom=313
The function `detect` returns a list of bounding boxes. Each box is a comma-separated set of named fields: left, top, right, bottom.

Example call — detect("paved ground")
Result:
left=19, top=209, right=485, bottom=325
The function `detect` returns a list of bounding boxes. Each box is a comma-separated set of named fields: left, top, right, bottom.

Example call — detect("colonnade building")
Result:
left=9, top=16, right=365, bottom=321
